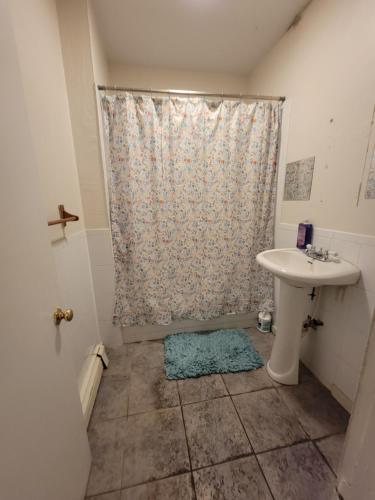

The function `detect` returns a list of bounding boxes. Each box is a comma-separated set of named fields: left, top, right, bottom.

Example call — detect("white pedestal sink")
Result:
left=256, top=248, right=360, bottom=385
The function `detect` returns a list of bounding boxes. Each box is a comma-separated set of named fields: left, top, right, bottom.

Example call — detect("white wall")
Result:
left=248, top=0, right=375, bottom=236
left=338, top=314, right=375, bottom=499
left=10, top=0, right=102, bottom=388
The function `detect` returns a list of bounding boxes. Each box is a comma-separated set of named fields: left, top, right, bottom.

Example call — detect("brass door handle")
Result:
left=53, top=307, right=74, bottom=325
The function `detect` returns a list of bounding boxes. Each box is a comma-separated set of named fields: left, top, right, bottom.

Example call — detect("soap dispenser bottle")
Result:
left=296, top=220, right=313, bottom=249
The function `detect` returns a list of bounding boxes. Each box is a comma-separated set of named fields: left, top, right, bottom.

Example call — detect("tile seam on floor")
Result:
left=311, top=439, right=339, bottom=479
left=125, top=367, right=131, bottom=419
left=181, top=393, right=255, bottom=472
left=90, top=399, right=193, bottom=427
left=113, top=470, right=195, bottom=495
left=88, top=414, right=128, bottom=429
left=180, top=393, right=233, bottom=408
left=176, top=369, right=318, bottom=400
left=85, top=484, right=122, bottom=499
left=251, top=455, right=275, bottom=500
left=229, top=384, right=309, bottom=454
left=127, top=371, right=281, bottom=409
left=220, top=373, right=276, bottom=500
left=94, top=381, right=180, bottom=421
left=127, top=402, right=181, bottom=417
left=253, top=436, right=310, bottom=456
left=177, top=381, right=198, bottom=500
left=309, top=428, right=348, bottom=440
left=177, top=377, right=229, bottom=405
left=178, top=389, right=277, bottom=409
left=254, top=438, right=312, bottom=457
left=274, top=389, right=346, bottom=441
left=313, top=431, right=346, bottom=443
left=190, top=450, right=256, bottom=473
left=120, top=436, right=126, bottom=491
left=214, top=380, right=277, bottom=397
left=273, top=385, right=314, bottom=439
left=255, top=440, right=341, bottom=500
left=89, top=413, right=127, bottom=428
left=121, top=444, right=192, bottom=490
left=126, top=402, right=181, bottom=418
left=86, top=487, right=121, bottom=499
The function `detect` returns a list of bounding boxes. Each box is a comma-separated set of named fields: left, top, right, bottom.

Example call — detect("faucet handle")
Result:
left=328, top=250, right=340, bottom=262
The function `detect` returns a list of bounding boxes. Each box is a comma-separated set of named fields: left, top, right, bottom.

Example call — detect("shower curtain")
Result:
left=102, top=93, right=281, bottom=326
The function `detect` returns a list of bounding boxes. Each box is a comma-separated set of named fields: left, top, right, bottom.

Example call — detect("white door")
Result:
left=0, top=3, right=91, bottom=499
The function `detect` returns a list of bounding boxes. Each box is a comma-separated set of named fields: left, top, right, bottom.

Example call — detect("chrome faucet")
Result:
left=305, top=244, right=337, bottom=262
left=305, top=244, right=316, bottom=258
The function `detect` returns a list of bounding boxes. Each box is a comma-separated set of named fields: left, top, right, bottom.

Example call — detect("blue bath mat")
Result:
left=164, top=328, right=263, bottom=380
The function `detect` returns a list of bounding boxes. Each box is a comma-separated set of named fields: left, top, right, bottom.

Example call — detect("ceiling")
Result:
left=91, top=0, right=310, bottom=75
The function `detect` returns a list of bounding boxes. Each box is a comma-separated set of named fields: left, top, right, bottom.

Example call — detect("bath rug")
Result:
left=164, top=328, right=263, bottom=380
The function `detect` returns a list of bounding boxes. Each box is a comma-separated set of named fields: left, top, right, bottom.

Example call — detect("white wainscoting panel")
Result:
left=86, top=228, right=122, bottom=347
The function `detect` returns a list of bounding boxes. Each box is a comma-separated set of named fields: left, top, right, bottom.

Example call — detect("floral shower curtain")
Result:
left=102, top=94, right=281, bottom=326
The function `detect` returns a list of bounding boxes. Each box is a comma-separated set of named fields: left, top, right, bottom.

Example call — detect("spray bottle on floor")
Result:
left=257, top=311, right=272, bottom=333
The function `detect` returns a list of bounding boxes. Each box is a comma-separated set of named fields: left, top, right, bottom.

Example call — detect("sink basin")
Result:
left=256, top=248, right=360, bottom=287
left=256, top=247, right=360, bottom=386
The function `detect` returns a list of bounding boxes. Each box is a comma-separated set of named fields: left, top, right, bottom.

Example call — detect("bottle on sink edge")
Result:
left=296, top=221, right=313, bottom=249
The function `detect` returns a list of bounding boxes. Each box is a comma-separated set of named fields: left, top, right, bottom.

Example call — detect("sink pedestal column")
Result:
left=267, top=280, right=309, bottom=385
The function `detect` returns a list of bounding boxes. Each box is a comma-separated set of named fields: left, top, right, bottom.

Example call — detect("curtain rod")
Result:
left=97, top=85, right=285, bottom=102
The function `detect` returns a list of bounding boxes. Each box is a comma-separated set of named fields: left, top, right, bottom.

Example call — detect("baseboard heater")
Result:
left=79, top=343, right=108, bottom=427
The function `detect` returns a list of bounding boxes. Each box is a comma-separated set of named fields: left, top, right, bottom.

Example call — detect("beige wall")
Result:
left=11, top=0, right=85, bottom=239
left=247, top=0, right=375, bottom=236
left=109, top=63, right=247, bottom=94
left=88, top=1, right=109, bottom=85
left=57, top=0, right=108, bottom=229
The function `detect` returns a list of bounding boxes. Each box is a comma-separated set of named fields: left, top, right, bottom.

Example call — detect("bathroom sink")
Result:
left=256, top=247, right=361, bottom=385
left=256, top=248, right=360, bottom=287
left=255, top=248, right=360, bottom=385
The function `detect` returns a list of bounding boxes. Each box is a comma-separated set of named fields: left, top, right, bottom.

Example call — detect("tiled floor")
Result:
left=85, top=328, right=348, bottom=499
